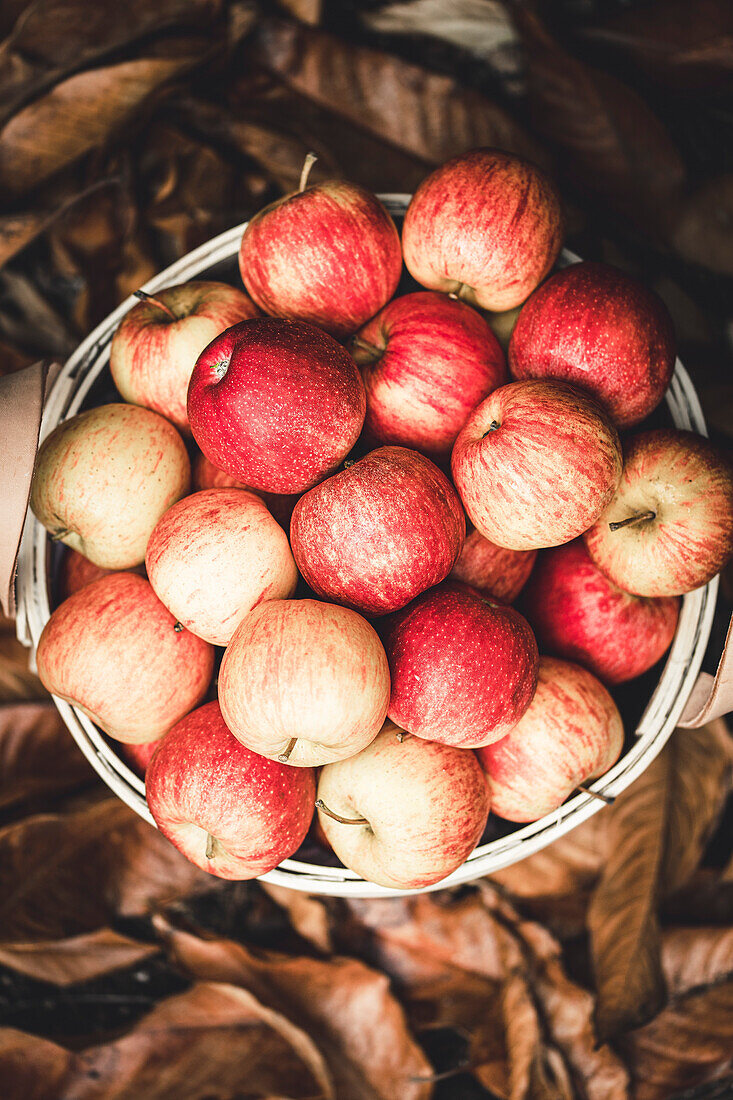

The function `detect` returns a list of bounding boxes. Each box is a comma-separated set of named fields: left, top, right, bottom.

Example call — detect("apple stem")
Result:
left=482, top=421, right=501, bottom=438
left=351, top=335, right=382, bottom=363
left=448, top=283, right=464, bottom=300
left=133, top=289, right=177, bottom=321
left=395, top=730, right=411, bottom=743
left=315, top=799, right=368, bottom=826
left=49, top=528, right=70, bottom=542
left=299, top=152, right=318, bottom=192
left=278, top=737, right=298, bottom=763
left=173, top=621, right=184, bottom=633
left=576, top=784, right=615, bottom=805
left=205, top=832, right=216, bottom=860
left=608, top=510, right=656, bottom=532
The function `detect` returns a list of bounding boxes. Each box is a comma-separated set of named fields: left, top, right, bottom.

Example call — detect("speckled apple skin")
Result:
left=521, top=539, right=679, bottom=684
left=30, top=403, right=190, bottom=570
left=218, top=599, right=390, bottom=768
left=239, top=181, right=402, bottom=337
left=316, top=721, right=490, bottom=890
left=383, top=582, right=538, bottom=748
left=36, top=573, right=214, bottom=744
left=187, top=317, right=366, bottom=494
left=509, top=262, right=676, bottom=429
left=451, top=380, right=622, bottom=551
left=110, top=281, right=259, bottom=433
left=146, top=488, right=298, bottom=646
left=192, top=451, right=298, bottom=528
left=402, top=148, right=563, bottom=312
left=477, top=657, right=624, bottom=822
left=146, top=702, right=315, bottom=880
left=450, top=528, right=536, bottom=603
left=353, top=291, right=506, bottom=459
left=290, top=446, right=465, bottom=616
left=584, top=429, right=733, bottom=597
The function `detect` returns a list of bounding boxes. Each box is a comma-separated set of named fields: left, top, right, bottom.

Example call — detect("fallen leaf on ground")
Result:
left=0, top=1029, right=73, bottom=1100
left=661, top=925, right=733, bottom=996
left=0, top=702, right=92, bottom=818
left=0, top=928, right=158, bottom=986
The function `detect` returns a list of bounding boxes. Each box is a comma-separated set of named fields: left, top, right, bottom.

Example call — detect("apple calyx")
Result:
left=299, top=152, right=318, bottom=193
left=133, top=289, right=177, bottom=322
left=576, top=784, right=615, bottom=805
left=278, top=737, right=298, bottom=763
left=482, top=420, right=501, bottom=438
left=315, top=799, right=368, bottom=826
left=173, top=621, right=184, bottom=633
left=608, top=510, right=656, bottom=532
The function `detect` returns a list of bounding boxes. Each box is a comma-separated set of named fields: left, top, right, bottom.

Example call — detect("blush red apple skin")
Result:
left=35, top=573, right=214, bottom=744
left=239, top=180, right=402, bottom=337
left=316, top=721, right=490, bottom=890
left=509, top=262, right=676, bottom=429
left=353, top=291, right=506, bottom=459
left=402, top=148, right=563, bottom=312
left=521, top=540, right=680, bottom=684
left=290, top=446, right=465, bottom=616
left=145, top=488, right=298, bottom=646
left=30, top=403, right=190, bottom=569
left=477, top=657, right=624, bottom=822
left=451, top=380, right=622, bottom=551
left=110, top=281, right=259, bottom=433
left=584, top=429, right=733, bottom=597
left=192, top=451, right=297, bottom=528
left=187, top=317, right=366, bottom=494
left=118, top=738, right=159, bottom=778
left=218, top=599, right=390, bottom=768
left=383, top=582, right=539, bottom=748
left=450, top=529, right=536, bottom=603
left=146, top=701, right=315, bottom=880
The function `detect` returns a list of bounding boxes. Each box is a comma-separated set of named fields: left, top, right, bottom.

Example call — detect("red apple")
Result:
left=192, top=451, right=298, bottom=528
left=352, top=291, right=506, bottom=459
left=450, top=528, right=536, bottom=603
left=110, top=281, right=259, bottom=433
left=146, top=701, right=315, bottom=879
left=383, top=581, right=538, bottom=748
left=30, top=403, right=190, bottom=569
left=36, top=573, right=214, bottom=744
left=316, top=721, right=490, bottom=890
left=187, top=318, right=365, bottom=493
left=584, top=429, right=733, bottom=596
left=57, top=549, right=116, bottom=602
left=477, top=657, right=624, bottom=822
left=402, top=149, right=563, bottom=311
left=521, top=540, right=680, bottom=684
left=218, top=599, right=390, bottom=768
left=451, top=380, right=622, bottom=551
left=509, top=262, right=676, bottom=429
left=117, top=738, right=159, bottom=778
left=238, top=174, right=402, bottom=337
left=146, top=488, right=298, bottom=646
left=290, top=446, right=465, bottom=616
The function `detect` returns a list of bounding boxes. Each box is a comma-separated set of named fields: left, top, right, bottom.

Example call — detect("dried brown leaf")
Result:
left=0, top=1029, right=73, bottom=1100
left=662, top=926, right=733, bottom=996
left=0, top=798, right=213, bottom=942
left=279, top=0, right=322, bottom=25
left=671, top=175, right=733, bottom=276
left=154, top=916, right=433, bottom=1100
left=0, top=928, right=158, bottom=986
left=262, top=882, right=333, bottom=953
left=588, top=722, right=733, bottom=1040
left=0, top=702, right=92, bottom=817
left=0, top=621, right=45, bottom=703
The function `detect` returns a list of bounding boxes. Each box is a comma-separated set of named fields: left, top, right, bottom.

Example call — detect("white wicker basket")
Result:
left=14, top=196, right=718, bottom=896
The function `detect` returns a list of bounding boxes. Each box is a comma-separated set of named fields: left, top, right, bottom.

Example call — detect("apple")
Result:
left=316, top=721, right=490, bottom=889
left=352, top=290, right=506, bottom=459
left=584, top=429, right=733, bottom=597
left=146, top=488, right=298, bottom=646
left=146, top=701, right=315, bottom=879
left=477, top=657, right=624, bottom=822
left=290, top=445, right=465, bottom=616
left=451, top=380, right=622, bottom=551
left=402, top=148, right=563, bottom=312
left=521, top=539, right=680, bottom=684
left=192, top=451, right=297, bottom=528
left=36, top=573, right=214, bottom=744
left=238, top=167, right=402, bottom=337
left=187, top=317, right=365, bottom=493
left=508, top=262, right=676, bottom=429
left=450, top=528, right=536, bottom=603
left=383, top=581, right=538, bottom=748
left=30, top=403, right=190, bottom=569
left=57, top=549, right=116, bottom=602
left=110, top=281, right=259, bottom=433
left=117, top=738, right=159, bottom=778
left=218, top=599, right=390, bottom=768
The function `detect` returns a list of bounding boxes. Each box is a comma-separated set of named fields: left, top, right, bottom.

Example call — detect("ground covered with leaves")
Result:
left=1, top=1, right=733, bottom=1097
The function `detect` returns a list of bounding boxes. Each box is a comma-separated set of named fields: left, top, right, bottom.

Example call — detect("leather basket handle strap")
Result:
left=679, top=611, right=733, bottom=727
left=0, top=361, right=56, bottom=619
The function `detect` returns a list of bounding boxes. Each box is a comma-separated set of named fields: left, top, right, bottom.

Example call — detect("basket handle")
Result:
left=0, top=360, right=59, bottom=618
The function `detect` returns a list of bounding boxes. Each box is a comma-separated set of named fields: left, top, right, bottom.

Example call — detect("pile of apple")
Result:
left=30, top=149, right=733, bottom=891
